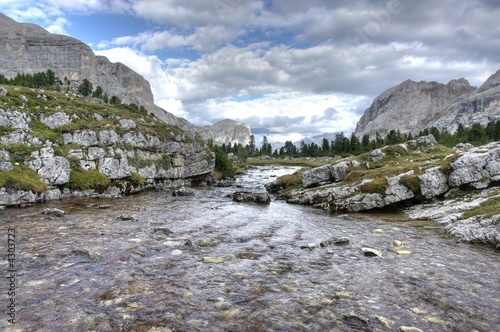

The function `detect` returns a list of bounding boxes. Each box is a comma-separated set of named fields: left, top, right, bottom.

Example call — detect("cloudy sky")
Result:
left=1, top=0, right=500, bottom=142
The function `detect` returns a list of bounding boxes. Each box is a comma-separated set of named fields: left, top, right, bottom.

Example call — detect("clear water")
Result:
left=0, top=166, right=498, bottom=331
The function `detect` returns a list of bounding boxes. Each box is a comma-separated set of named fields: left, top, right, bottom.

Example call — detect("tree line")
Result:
left=215, top=120, right=500, bottom=161
left=0, top=70, right=138, bottom=110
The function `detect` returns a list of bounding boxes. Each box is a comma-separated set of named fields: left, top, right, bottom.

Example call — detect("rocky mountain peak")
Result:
left=479, top=70, right=500, bottom=92
left=354, top=74, right=486, bottom=138
left=198, top=119, right=252, bottom=146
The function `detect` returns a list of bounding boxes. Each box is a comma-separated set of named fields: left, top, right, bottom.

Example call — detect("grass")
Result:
left=462, top=195, right=500, bottom=219
left=272, top=169, right=308, bottom=197
left=126, top=172, right=146, bottom=186
left=243, top=158, right=328, bottom=168
left=67, top=168, right=110, bottom=191
left=0, top=164, right=47, bottom=193
left=359, top=178, right=389, bottom=195
left=399, top=174, right=421, bottom=195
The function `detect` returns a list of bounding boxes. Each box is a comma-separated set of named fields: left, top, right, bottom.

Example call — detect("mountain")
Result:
left=354, top=71, right=500, bottom=138
left=0, top=14, right=217, bottom=207
left=198, top=119, right=251, bottom=146
left=0, top=13, right=194, bottom=130
left=294, top=133, right=339, bottom=147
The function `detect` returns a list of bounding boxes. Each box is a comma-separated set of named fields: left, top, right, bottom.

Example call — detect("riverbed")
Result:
left=1, top=166, right=499, bottom=331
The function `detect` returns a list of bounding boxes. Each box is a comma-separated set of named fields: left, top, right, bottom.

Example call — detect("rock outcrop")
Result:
left=0, top=86, right=215, bottom=208
left=271, top=136, right=500, bottom=245
left=198, top=119, right=252, bottom=146
left=354, top=72, right=500, bottom=138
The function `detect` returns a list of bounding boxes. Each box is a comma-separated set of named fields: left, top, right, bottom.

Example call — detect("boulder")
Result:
left=0, top=109, right=30, bottom=129
left=231, top=191, right=271, bottom=204
left=0, top=150, right=12, bottom=171
left=99, top=130, right=120, bottom=146
left=302, top=161, right=349, bottom=188
left=173, top=187, right=195, bottom=197
left=384, top=171, right=415, bottom=205
left=98, top=157, right=131, bottom=179
left=448, top=151, right=489, bottom=187
left=119, top=118, right=137, bottom=130
left=366, top=148, right=386, bottom=162
left=87, top=147, right=106, bottom=160
left=302, top=165, right=332, bottom=188
left=40, top=112, right=71, bottom=129
left=419, top=167, right=449, bottom=199
left=42, top=208, right=65, bottom=217
left=0, top=188, right=38, bottom=206
left=26, top=147, right=70, bottom=185
left=68, top=130, right=99, bottom=147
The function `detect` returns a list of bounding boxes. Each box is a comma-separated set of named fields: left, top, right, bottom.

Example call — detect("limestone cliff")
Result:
left=354, top=71, right=500, bottom=139
left=0, top=13, right=181, bottom=124
left=354, top=78, right=478, bottom=138
left=198, top=119, right=252, bottom=146
left=0, top=14, right=98, bottom=86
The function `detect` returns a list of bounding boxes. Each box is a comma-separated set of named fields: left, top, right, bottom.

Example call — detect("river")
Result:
left=0, top=166, right=499, bottom=331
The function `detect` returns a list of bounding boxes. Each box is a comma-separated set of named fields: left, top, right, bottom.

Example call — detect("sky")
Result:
left=1, top=0, right=500, bottom=143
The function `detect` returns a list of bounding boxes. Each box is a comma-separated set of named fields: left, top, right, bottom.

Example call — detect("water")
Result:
left=0, top=166, right=499, bottom=331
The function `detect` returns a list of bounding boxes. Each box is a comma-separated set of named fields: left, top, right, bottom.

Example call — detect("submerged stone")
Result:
left=361, top=247, right=383, bottom=258
left=203, top=257, right=224, bottom=264
left=42, top=208, right=65, bottom=218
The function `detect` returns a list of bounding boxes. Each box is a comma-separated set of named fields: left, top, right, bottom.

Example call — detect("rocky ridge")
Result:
left=0, top=85, right=215, bottom=208
left=354, top=71, right=500, bottom=138
left=0, top=13, right=193, bottom=131
left=267, top=135, right=500, bottom=245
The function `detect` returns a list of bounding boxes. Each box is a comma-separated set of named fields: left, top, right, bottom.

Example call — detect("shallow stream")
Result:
left=1, top=166, right=499, bottom=331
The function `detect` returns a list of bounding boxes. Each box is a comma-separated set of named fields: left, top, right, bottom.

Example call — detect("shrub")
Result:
left=213, top=146, right=236, bottom=178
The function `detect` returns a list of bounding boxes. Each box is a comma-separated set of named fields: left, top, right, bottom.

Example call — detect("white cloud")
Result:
left=2, top=0, right=500, bottom=139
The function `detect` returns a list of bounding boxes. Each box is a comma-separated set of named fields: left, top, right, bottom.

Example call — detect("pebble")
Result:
left=171, top=249, right=182, bottom=256
left=393, top=240, right=404, bottom=247
left=398, top=327, right=424, bottom=332
left=300, top=243, right=317, bottom=250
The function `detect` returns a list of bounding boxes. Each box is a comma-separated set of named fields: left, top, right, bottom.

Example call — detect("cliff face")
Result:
left=354, top=78, right=478, bottom=138
left=354, top=70, right=500, bottom=138
left=0, top=14, right=157, bottom=118
left=0, top=14, right=98, bottom=85
left=198, top=119, right=252, bottom=146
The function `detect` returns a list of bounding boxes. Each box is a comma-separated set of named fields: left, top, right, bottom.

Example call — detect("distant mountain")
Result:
left=354, top=71, right=500, bottom=138
left=294, top=133, right=339, bottom=147
left=198, top=119, right=251, bottom=146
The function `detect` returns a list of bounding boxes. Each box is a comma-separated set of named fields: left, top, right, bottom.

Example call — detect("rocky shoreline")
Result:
left=266, top=135, right=500, bottom=246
